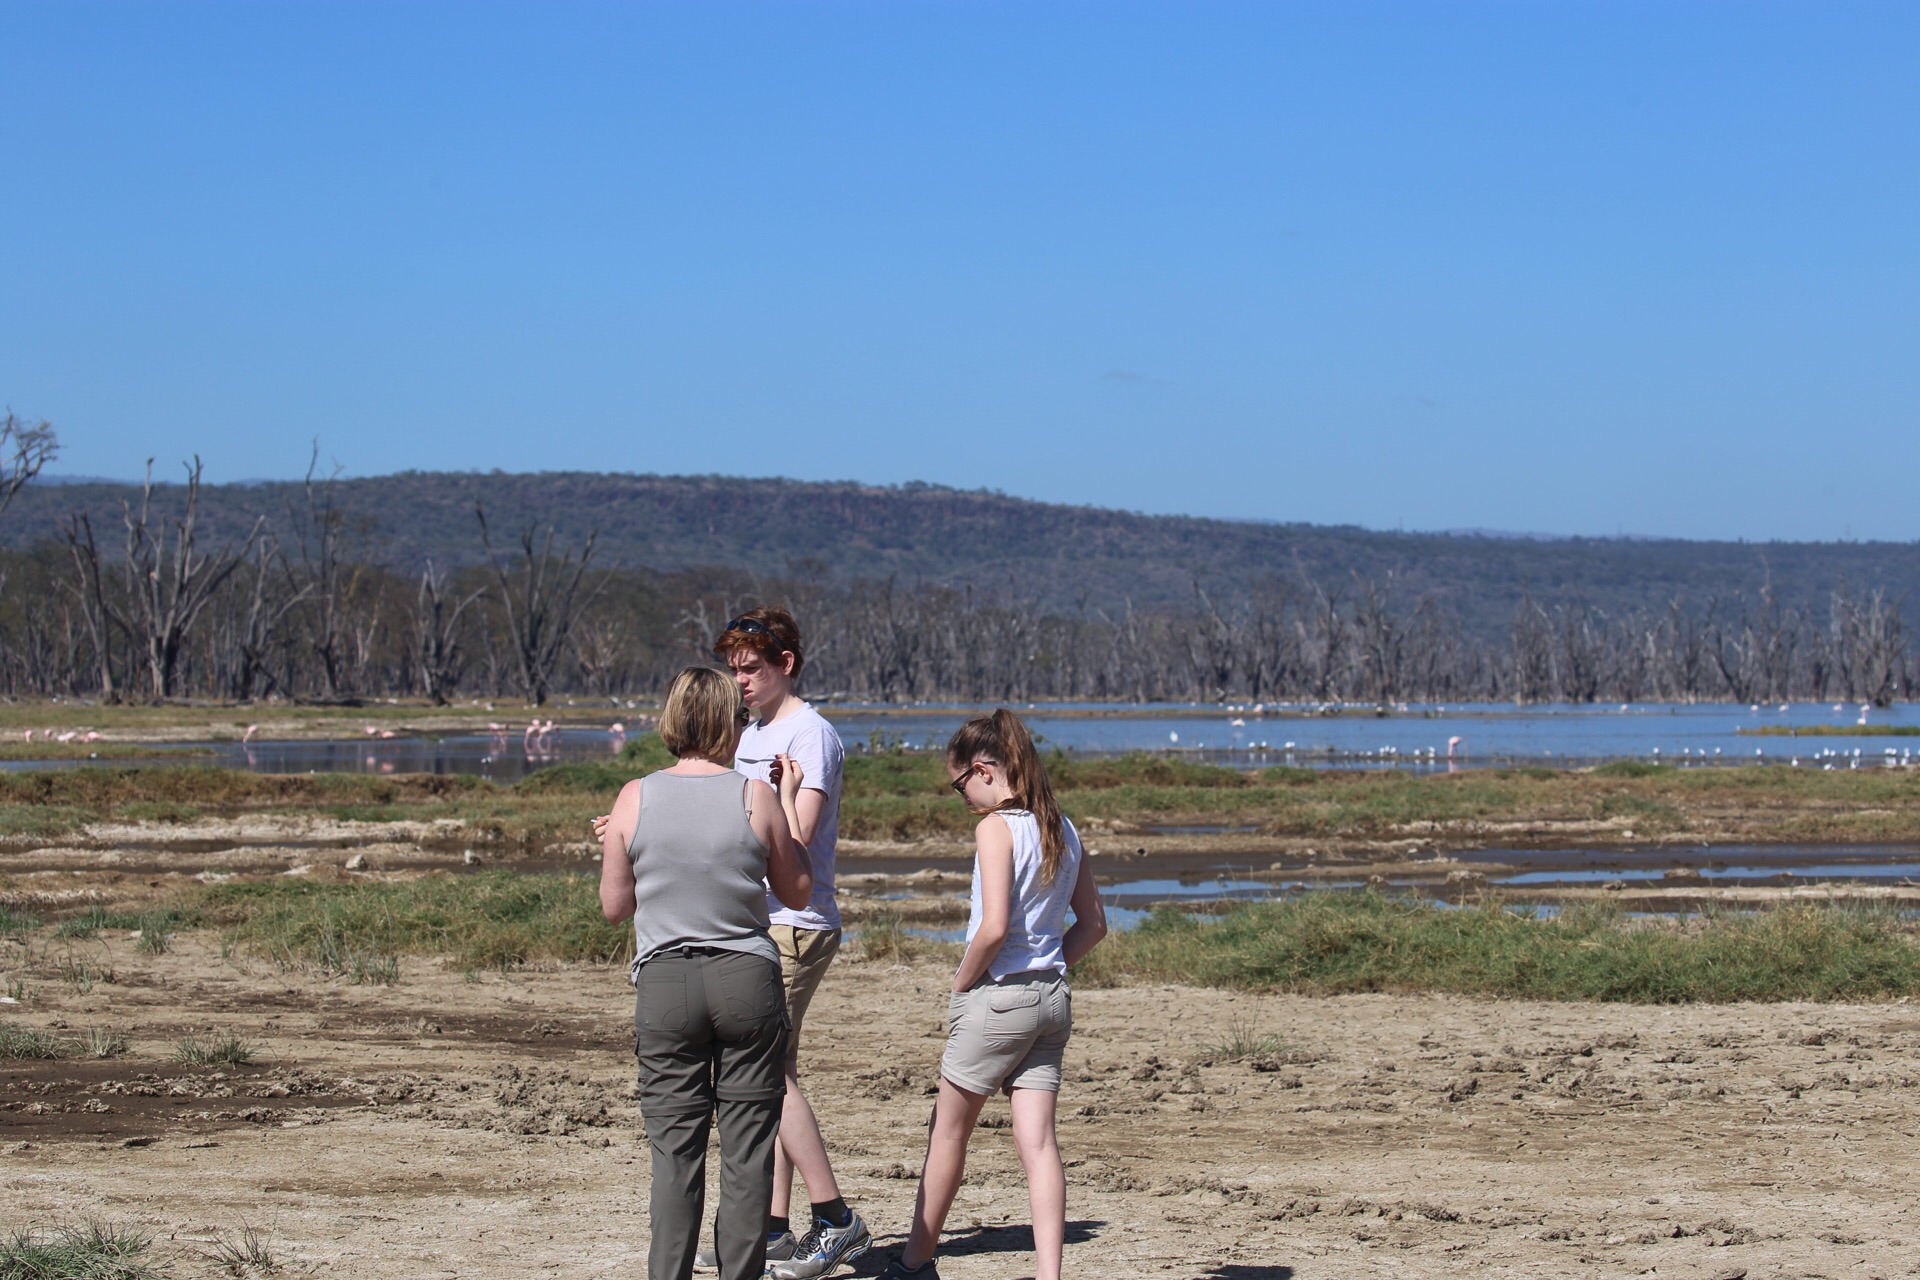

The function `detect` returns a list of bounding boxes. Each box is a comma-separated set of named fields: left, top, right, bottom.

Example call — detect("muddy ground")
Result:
left=6, top=854, right=1920, bottom=1279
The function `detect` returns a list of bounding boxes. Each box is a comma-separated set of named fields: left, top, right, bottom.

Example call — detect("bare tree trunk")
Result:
left=476, top=504, right=603, bottom=707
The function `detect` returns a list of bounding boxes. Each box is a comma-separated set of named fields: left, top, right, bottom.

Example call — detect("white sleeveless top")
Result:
left=965, top=808, right=1084, bottom=980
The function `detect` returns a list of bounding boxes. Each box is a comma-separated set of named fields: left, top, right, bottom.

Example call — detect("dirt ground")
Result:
left=6, top=909, right=1920, bottom=1280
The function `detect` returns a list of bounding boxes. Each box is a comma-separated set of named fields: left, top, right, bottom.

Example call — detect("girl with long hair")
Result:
left=879, top=709, right=1108, bottom=1280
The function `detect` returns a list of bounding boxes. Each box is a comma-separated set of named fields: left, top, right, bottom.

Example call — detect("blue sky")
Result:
left=3, top=1, right=1915, bottom=542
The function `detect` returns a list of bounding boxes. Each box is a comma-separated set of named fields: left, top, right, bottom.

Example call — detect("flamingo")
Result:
left=243, top=725, right=259, bottom=743
left=1446, top=735, right=1463, bottom=758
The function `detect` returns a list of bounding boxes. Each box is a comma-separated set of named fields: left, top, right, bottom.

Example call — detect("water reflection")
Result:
left=7, top=700, right=1919, bottom=779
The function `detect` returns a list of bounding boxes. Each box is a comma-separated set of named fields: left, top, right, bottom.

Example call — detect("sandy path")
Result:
left=5, top=930, right=1919, bottom=1278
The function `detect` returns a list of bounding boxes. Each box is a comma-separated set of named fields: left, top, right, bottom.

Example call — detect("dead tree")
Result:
left=0, top=411, right=58, bottom=525
left=410, top=559, right=486, bottom=705
left=476, top=504, right=602, bottom=707
left=108, top=459, right=264, bottom=701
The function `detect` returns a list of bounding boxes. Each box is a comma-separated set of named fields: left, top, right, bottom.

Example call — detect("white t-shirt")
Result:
left=734, top=702, right=844, bottom=930
left=966, top=808, right=1084, bottom=980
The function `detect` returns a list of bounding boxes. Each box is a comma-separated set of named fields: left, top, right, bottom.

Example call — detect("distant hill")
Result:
left=11, top=471, right=1920, bottom=634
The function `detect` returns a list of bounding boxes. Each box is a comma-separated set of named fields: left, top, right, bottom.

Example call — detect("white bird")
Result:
left=1169, top=731, right=1179, bottom=744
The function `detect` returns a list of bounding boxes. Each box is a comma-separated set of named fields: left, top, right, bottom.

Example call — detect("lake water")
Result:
left=10, top=699, right=1919, bottom=779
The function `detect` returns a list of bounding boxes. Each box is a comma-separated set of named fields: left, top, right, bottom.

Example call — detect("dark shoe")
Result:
left=874, top=1255, right=939, bottom=1280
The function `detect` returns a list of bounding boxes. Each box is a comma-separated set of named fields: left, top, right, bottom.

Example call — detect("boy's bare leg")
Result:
left=775, top=1060, right=839, bottom=1212
left=900, top=1078, right=990, bottom=1268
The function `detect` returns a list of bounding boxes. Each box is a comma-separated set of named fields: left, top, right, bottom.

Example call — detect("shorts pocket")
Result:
left=636, top=968, right=689, bottom=1033
left=947, top=990, right=969, bottom=1031
left=983, top=985, right=1042, bottom=1015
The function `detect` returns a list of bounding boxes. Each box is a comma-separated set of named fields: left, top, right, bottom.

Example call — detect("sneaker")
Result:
left=694, top=1232, right=795, bottom=1272
left=770, top=1211, right=871, bottom=1278
left=875, top=1256, right=939, bottom=1280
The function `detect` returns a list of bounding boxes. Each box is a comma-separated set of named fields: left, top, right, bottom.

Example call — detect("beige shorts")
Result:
left=940, top=970, right=1072, bottom=1095
left=771, top=925, right=841, bottom=1058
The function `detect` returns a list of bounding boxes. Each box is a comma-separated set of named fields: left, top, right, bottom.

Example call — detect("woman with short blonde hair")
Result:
left=599, top=665, right=816, bottom=1280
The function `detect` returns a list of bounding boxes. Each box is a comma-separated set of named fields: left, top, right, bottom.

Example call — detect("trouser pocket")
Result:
left=636, top=964, right=690, bottom=1033
left=716, top=953, right=784, bottom=1031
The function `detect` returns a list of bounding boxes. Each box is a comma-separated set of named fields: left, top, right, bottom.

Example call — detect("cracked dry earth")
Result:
left=4, top=933, right=1918, bottom=1279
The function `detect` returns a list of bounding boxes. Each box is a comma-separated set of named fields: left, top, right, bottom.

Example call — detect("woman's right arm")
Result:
left=599, top=779, right=643, bottom=923
left=752, top=773, right=814, bottom=910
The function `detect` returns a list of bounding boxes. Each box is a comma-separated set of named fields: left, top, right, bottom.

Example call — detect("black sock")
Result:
left=767, top=1216, right=790, bottom=1237
left=812, top=1198, right=851, bottom=1228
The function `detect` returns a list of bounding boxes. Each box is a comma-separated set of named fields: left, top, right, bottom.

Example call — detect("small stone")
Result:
left=464, top=850, right=482, bottom=866
left=344, top=854, right=368, bottom=871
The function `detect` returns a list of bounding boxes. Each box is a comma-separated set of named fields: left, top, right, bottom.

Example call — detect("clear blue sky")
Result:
left=3, top=1, right=1915, bottom=542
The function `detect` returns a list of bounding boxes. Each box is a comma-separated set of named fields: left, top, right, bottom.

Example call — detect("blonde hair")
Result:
left=658, top=667, right=744, bottom=762
left=947, top=708, right=1067, bottom=884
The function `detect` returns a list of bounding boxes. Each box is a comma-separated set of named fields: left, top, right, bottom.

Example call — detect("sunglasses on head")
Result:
left=725, top=617, right=773, bottom=636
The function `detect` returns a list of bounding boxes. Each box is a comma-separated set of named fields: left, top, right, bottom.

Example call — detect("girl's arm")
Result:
left=598, top=779, right=643, bottom=923
left=950, top=813, right=1014, bottom=993
left=1062, top=851, right=1108, bottom=967
left=752, top=774, right=815, bottom=910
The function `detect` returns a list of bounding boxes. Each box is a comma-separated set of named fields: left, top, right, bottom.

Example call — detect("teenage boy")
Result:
left=699, top=608, right=869, bottom=1279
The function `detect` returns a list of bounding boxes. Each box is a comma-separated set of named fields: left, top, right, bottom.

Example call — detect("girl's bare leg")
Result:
left=1009, top=1086, right=1065, bottom=1280
left=900, top=1078, right=990, bottom=1267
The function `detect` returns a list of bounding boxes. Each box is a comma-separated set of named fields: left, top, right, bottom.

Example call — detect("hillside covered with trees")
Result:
left=2, top=457, right=1915, bottom=706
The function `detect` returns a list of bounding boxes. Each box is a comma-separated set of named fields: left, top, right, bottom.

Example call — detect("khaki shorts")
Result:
left=771, top=925, right=841, bottom=1058
left=940, top=970, right=1072, bottom=1095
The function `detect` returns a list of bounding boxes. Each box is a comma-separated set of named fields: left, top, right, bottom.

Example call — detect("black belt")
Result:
left=655, top=945, right=731, bottom=958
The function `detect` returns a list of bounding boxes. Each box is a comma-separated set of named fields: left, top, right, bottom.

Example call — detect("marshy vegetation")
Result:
left=6, top=737, right=1919, bottom=846
left=7, top=869, right=1920, bottom=1004
left=1078, top=894, right=1920, bottom=1002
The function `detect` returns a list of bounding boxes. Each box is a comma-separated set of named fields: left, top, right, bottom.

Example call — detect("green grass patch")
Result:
left=1589, top=761, right=1674, bottom=779
left=204, top=871, right=630, bottom=972
left=50, top=905, right=198, bottom=942
left=174, top=1034, right=255, bottom=1067
left=0, top=1023, right=64, bottom=1059
left=1589, top=792, right=1681, bottom=829
left=206, top=1224, right=278, bottom=1277
left=1075, top=893, right=1920, bottom=1002
left=0, top=1220, right=164, bottom=1280
left=0, top=906, right=40, bottom=941
left=82, top=1027, right=129, bottom=1059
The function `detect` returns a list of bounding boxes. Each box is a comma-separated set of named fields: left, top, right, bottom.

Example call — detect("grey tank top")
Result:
left=627, top=770, right=779, bottom=970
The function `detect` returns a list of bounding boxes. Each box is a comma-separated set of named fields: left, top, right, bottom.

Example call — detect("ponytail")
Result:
left=946, top=708, right=1067, bottom=884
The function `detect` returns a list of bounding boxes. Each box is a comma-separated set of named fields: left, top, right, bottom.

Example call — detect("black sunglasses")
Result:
left=725, top=617, right=773, bottom=636
left=950, top=760, right=996, bottom=796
